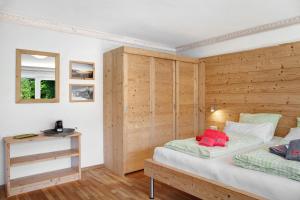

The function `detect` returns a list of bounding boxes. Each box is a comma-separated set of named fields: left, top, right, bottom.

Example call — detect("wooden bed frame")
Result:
left=144, top=159, right=266, bottom=200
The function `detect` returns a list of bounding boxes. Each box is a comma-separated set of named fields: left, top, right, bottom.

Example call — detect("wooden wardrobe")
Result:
left=104, top=47, right=201, bottom=175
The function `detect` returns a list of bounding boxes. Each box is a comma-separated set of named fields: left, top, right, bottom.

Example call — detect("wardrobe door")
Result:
left=124, top=53, right=152, bottom=173
left=151, top=58, right=175, bottom=149
left=176, top=61, right=199, bottom=139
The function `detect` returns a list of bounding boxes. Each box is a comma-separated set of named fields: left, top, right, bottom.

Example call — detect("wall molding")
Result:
left=2, top=11, right=300, bottom=54
left=0, top=11, right=176, bottom=53
left=176, top=15, right=300, bottom=52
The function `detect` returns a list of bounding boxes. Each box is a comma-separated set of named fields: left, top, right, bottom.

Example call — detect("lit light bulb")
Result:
left=210, top=104, right=217, bottom=113
left=32, top=55, right=48, bottom=59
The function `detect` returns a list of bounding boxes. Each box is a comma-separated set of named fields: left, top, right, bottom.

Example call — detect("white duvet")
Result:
left=153, top=137, right=300, bottom=200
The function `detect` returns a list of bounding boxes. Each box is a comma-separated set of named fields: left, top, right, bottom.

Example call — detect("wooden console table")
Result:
left=3, top=132, right=81, bottom=197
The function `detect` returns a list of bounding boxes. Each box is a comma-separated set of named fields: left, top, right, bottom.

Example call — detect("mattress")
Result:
left=153, top=137, right=300, bottom=200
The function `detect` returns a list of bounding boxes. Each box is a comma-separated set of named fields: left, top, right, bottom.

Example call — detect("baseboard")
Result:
left=81, top=164, right=104, bottom=171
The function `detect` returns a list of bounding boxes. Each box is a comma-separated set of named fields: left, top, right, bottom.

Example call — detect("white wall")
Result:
left=180, top=24, right=300, bottom=58
left=0, top=21, right=121, bottom=184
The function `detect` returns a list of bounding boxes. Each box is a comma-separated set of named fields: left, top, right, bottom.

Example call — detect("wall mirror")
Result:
left=16, top=49, right=60, bottom=103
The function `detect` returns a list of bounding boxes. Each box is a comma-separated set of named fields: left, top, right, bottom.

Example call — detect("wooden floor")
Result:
left=1, top=167, right=199, bottom=200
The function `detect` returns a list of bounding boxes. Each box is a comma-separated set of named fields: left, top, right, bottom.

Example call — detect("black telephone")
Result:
left=55, top=120, right=63, bottom=133
left=43, top=120, right=75, bottom=136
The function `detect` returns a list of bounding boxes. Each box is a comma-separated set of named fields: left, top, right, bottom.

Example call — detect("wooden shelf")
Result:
left=3, top=132, right=81, bottom=144
left=11, top=149, right=79, bottom=166
left=4, top=132, right=81, bottom=197
left=11, top=168, right=78, bottom=187
left=10, top=168, right=79, bottom=196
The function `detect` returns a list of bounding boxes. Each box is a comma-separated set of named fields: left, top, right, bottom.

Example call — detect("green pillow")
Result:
left=297, top=117, right=300, bottom=127
left=239, top=113, right=282, bottom=133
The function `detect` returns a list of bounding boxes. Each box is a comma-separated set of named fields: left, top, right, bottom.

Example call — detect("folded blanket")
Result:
left=164, top=132, right=263, bottom=159
left=234, top=145, right=300, bottom=182
left=269, top=144, right=288, bottom=158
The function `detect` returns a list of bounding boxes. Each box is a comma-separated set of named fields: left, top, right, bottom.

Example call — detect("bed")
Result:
left=144, top=137, right=300, bottom=200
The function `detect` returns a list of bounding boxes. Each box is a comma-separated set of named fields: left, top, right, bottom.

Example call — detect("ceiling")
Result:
left=21, top=54, right=55, bottom=68
left=1, top=0, right=300, bottom=49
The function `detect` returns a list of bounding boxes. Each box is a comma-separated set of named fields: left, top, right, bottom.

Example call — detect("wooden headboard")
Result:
left=200, top=41, right=300, bottom=137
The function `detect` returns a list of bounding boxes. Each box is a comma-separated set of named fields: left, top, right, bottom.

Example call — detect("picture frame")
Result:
left=69, top=60, right=95, bottom=80
left=69, top=84, right=95, bottom=102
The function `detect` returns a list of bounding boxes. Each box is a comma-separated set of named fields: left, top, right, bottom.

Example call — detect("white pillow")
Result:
left=284, top=128, right=300, bottom=141
left=239, top=113, right=282, bottom=136
left=223, top=121, right=274, bottom=143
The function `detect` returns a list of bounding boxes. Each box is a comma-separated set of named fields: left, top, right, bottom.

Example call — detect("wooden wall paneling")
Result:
left=152, top=58, right=176, bottom=148
left=205, top=56, right=300, bottom=76
left=198, top=61, right=206, bottom=134
left=205, top=103, right=300, bottom=117
left=150, top=57, right=155, bottom=153
left=202, top=41, right=300, bottom=136
left=206, top=80, right=300, bottom=94
left=175, top=61, right=180, bottom=139
left=175, top=61, right=199, bottom=139
left=206, top=93, right=300, bottom=105
left=124, top=53, right=152, bottom=173
left=173, top=61, right=176, bottom=140
left=206, top=67, right=300, bottom=86
left=193, top=64, right=199, bottom=134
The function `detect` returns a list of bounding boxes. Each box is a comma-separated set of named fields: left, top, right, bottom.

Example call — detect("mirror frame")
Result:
left=16, top=49, right=60, bottom=104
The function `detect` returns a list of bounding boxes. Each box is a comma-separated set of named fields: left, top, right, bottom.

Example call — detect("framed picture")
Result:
left=69, top=60, right=95, bottom=80
left=69, top=84, right=94, bottom=102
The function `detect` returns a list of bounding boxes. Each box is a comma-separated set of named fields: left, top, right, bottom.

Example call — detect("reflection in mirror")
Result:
left=16, top=49, right=60, bottom=103
left=21, top=54, right=55, bottom=99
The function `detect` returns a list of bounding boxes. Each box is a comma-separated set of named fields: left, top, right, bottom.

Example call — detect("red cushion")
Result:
left=196, top=135, right=202, bottom=141
left=196, top=129, right=229, bottom=147
left=203, top=129, right=229, bottom=141
left=198, top=137, right=215, bottom=147
left=214, top=138, right=227, bottom=147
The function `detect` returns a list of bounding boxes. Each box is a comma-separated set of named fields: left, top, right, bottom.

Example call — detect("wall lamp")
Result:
left=210, top=104, right=217, bottom=113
